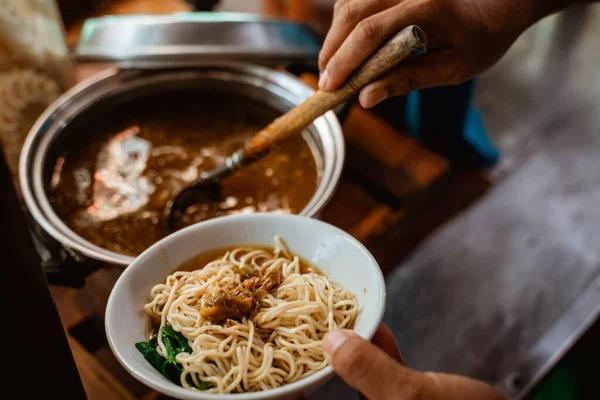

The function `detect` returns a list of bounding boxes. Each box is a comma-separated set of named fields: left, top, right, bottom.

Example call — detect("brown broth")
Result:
left=49, top=91, right=319, bottom=256
left=180, top=245, right=317, bottom=275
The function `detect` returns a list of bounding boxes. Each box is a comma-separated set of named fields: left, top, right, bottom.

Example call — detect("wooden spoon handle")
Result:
left=243, top=25, right=426, bottom=159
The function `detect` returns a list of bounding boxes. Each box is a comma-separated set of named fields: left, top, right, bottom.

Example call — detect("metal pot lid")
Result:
left=75, top=12, right=322, bottom=69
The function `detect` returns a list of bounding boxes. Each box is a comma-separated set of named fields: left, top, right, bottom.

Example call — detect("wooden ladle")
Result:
left=167, top=25, right=426, bottom=230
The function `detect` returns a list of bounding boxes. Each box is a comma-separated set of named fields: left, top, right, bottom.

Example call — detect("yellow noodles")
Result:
left=143, top=237, right=358, bottom=393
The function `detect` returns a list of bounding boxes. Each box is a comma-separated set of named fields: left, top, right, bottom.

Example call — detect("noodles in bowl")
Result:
left=105, top=213, right=385, bottom=400
left=138, top=237, right=359, bottom=394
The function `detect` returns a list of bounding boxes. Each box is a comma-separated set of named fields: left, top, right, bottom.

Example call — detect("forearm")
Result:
left=413, top=372, right=510, bottom=400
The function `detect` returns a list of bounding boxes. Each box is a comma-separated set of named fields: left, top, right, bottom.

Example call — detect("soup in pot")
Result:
left=48, top=90, right=320, bottom=256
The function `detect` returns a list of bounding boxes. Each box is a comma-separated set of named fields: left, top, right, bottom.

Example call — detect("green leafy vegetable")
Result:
left=191, top=377, right=213, bottom=391
left=162, top=360, right=184, bottom=384
left=135, top=341, right=165, bottom=375
left=161, top=326, right=192, bottom=361
left=184, top=374, right=213, bottom=390
left=135, top=327, right=212, bottom=390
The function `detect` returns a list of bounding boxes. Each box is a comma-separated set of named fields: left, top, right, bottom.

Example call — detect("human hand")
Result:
left=322, top=324, right=418, bottom=399
left=317, top=0, right=546, bottom=108
left=322, top=324, right=510, bottom=400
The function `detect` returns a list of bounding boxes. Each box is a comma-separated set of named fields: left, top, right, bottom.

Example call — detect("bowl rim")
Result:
left=105, top=213, right=386, bottom=400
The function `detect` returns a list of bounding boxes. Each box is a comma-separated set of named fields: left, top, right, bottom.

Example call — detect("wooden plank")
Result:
left=319, top=175, right=380, bottom=231
left=365, top=170, right=492, bottom=275
left=68, top=335, right=136, bottom=400
left=261, top=1, right=332, bottom=35
left=50, top=285, right=90, bottom=329
left=142, top=392, right=163, bottom=400
left=342, top=105, right=449, bottom=203
left=261, top=0, right=314, bottom=21
left=64, top=0, right=191, bottom=47
left=344, top=143, right=419, bottom=204
left=142, top=392, right=176, bottom=400
left=83, top=266, right=127, bottom=318
left=50, top=267, right=124, bottom=334
left=262, top=0, right=285, bottom=17
left=94, top=346, right=153, bottom=398
left=348, top=205, right=399, bottom=243
left=343, top=106, right=448, bottom=185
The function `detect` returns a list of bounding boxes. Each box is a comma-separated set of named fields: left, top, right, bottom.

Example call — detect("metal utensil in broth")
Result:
left=166, top=25, right=427, bottom=231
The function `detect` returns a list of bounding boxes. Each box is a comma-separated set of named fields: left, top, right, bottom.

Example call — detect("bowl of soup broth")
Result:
left=20, top=65, right=344, bottom=266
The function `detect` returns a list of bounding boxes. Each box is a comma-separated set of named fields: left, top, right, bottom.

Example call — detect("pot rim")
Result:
left=19, top=64, right=345, bottom=266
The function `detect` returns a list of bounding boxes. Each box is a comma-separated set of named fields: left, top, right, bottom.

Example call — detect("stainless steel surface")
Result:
left=75, top=13, right=322, bottom=68
left=20, top=64, right=344, bottom=266
left=382, top=4, right=600, bottom=399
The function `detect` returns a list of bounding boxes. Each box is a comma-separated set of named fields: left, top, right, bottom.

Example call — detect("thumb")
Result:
left=358, top=51, right=464, bottom=108
left=322, top=329, right=417, bottom=400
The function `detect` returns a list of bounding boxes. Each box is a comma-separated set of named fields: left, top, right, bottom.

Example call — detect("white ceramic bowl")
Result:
left=105, top=213, right=386, bottom=400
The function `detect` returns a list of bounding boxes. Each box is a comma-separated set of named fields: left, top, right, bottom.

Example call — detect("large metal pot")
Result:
left=20, top=64, right=345, bottom=274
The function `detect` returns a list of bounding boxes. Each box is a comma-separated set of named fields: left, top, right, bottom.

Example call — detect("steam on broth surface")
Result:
left=49, top=90, right=319, bottom=256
